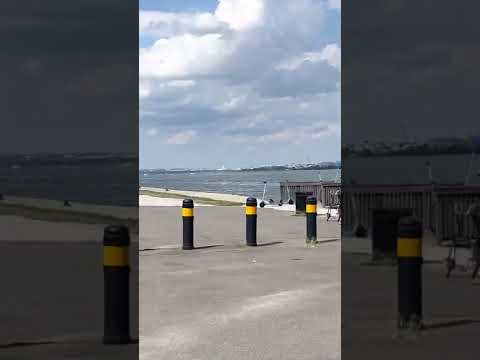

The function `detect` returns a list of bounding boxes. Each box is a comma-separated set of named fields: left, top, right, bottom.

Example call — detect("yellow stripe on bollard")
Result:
left=306, top=204, right=317, bottom=213
left=104, top=246, right=129, bottom=266
left=397, top=237, right=422, bottom=257
left=246, top=205, right=257, bottom=215
left=182, top=208, right=194, bottom=217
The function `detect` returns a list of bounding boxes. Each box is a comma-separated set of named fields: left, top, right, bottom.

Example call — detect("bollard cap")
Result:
left=103, top=225, right=130, bottom=246
left=246, top=197, right=257, bottom=206
left=306, top=196, right=317, bottom=205
left=183, top=198, right=194, bottom=208
left=397, top=216, right=422, bottom=238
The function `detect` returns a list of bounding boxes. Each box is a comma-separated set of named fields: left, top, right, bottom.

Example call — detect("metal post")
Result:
left=182, top=199, right=194, bottom=250
left=246, top=197, right=257, bottom=246
left=103, top=225, right=130, bottom=344
left=306, top=196, right=317, bottom=244
left=397, top=216, right=423, bottom=330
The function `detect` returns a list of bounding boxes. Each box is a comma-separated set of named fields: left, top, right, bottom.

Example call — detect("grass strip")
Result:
left=140, top=190, right=243, bottom=206
left=0, top=203, right=138, bottom=233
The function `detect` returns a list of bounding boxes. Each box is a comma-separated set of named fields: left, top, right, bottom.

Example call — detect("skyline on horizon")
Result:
left=140, top=159, right=341, bottom=171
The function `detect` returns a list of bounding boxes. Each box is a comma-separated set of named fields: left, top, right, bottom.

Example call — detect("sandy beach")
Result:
left=141, top=186, right=247, bottom=203
left=139, top=195, right=213, bottom=207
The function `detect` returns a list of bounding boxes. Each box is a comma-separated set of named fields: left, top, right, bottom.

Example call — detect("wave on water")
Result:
left=139, top=168, right=341, bottom=201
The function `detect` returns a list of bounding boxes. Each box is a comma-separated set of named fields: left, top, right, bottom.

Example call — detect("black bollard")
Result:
left=182, top=199, right=194, bottom=250
left=306, top=196, right=317, bottom=243
left=246, top=197, right=257, bottom=246
left=397, top=216, right=423, bottom=330
left=103, top=225, right=130, bottom=344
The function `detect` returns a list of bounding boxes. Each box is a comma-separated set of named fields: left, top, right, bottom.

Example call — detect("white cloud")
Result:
left=214, top=0, right=265, bottom=30
left=140, top=33, right=233, bottom=79
left=167, top=80, right=196, bottom=87
left=146, top=128, right=158, bottom=136
left=276, top=43, right=341, bottom=71
left=139, top=84, right=150, bottom=99
left=319, top=43, right=341, bottom=70
left=139, top=11, right=228, bottom=37
left=139, top=0, right=335, bottom=81
left=214, top=95, right=247, bottom=112
left=165, top=130, right=197, bottom=145
left=256, top=124, right=333, bottom=144
left=256, top=130, right=291, bottom=144
left=139, top=0, right=266, bottom=38
left=140, top=0, right=340, bottom=148
left=328, top=0, right=341, bottom=10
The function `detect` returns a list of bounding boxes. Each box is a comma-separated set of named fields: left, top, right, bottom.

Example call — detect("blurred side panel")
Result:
left=342, top=1, right=480, bottom=359
left=0, top=1, right=139, bottom=359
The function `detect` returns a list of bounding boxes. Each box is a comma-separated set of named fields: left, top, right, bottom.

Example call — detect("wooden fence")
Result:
left=279, top=181, right=341, bottom=207
left=342, top=185, right=480, bottom=243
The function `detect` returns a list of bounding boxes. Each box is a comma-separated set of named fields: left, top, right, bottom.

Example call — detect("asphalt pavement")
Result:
left=140, top=206, right=341, bottom=360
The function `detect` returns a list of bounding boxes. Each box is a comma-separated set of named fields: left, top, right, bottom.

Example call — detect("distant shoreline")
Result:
left=140, top=165, right=341, bottom=174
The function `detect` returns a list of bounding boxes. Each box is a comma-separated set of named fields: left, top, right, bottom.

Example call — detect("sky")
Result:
left=139, top=0, right=341, bottom=169
left=342, top=0, right=480, bottom=147
left=1, top=1, right=137, bottom=155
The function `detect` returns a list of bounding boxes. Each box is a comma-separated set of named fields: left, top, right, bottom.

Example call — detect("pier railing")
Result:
left=342, top=184, right=480, bottom=243
left=280, top=181, right=341, bottom=207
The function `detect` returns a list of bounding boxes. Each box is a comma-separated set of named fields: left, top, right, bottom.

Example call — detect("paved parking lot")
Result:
left=0, top=217, right=139, bottom=359
left=140, top=206, right=341, bottom=360
left=342, top=238, right=480, bottom=359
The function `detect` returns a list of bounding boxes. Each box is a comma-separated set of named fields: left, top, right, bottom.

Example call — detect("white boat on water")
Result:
left=217, top=165, right=227, bottom=171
